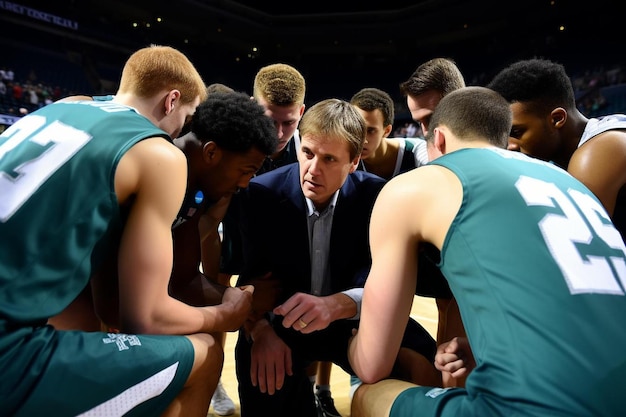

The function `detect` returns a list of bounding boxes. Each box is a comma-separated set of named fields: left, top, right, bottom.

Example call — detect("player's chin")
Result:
left=275, top=141, right=288, bottom=152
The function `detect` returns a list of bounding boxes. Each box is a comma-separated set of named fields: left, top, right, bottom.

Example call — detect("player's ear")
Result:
left=432, top=127, right=447, bottom=156
left=165, top=90, right=181, bottom=115
left=202, top=141, right=222, bottom=164
left=349, top=154, right=360, bottom=173
left=550, top=108, right=567, bottom=129
left=383, top=124, right=393, bottom=138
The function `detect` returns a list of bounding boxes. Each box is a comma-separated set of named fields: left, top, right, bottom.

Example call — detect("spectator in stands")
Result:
left=27, top=84, right=39, bottom=107
left=12, top=81, right=23, bottom=102
left=1, top=67, right=14, bottom=82
left=404, top=122, right=418, bottom=138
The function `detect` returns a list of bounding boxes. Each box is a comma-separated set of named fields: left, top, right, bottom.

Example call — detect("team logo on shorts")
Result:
left=425, top=387, right=453, bottom=398
left=102, top=333, right=142, bottom=351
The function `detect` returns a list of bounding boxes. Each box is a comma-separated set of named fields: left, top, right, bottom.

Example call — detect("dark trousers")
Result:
left=235, top=316, right=435, bottom=417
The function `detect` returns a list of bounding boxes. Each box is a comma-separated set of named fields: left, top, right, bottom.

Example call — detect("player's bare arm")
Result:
left=568, top=131, right=626, bottom=216
left=350, top=165, right=461, bottom=383
left=112, top=137, right=252, bottom=334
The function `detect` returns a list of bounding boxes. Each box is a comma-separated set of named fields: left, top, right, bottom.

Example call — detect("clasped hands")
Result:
left=201, top=271, right=282, bottom=332
left=434, top=336, right=475, bottom=379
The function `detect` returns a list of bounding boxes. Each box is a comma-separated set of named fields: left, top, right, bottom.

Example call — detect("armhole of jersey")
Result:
left=398, top=139, right=419, bottom=174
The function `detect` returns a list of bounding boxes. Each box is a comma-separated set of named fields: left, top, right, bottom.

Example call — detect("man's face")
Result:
left=298, top=133, right=359, bottom=209
left=202, top=147, right=267, bottom=201
left=508, top=102, right=560, bottom=162
left=406, top=90, right=442, bottom=137
left=355, top=107, right=390, bottom=160
left=166, top=96, right=201, bottom=140
left=256, top=96, right=304, bottom=154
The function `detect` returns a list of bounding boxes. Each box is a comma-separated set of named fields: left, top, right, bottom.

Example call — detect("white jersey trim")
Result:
left=78, top=362, right=179, bottom=417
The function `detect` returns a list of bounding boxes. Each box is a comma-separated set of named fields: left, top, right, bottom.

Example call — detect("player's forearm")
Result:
left=200, top=234, right=222, bottom=282
left=198, top=197, right=232, bottom=282
left=169, top=272, right=227, bottom=306
left=349, top=332, right=396, bottom=384
left=120, top=296, right=234, bottom=335
left=199, top=220, right=223, bottom=282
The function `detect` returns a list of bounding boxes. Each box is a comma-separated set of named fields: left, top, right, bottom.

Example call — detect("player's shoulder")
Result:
left=118, top=137, right=186, bottom=188
left=129, top=136, right=185, bottom=163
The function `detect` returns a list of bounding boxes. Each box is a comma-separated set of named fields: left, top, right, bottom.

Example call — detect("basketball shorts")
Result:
left=2, top=323, right=194, bottom=416
left=389, top=386, right=545, bottom=417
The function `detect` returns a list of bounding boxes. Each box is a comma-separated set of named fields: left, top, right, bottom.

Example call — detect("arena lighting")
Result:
left=0, top=2, right=79, bottom=30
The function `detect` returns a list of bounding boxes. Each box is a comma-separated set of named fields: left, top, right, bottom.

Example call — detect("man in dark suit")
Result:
left=234, top=99, right=439, bottom=417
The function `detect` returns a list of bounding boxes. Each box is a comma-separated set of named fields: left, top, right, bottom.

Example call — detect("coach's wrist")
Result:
left=248, top=317, right=271, bottom=342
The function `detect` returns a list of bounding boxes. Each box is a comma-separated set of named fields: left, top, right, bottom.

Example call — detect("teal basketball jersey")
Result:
left=0, top=100, right=197, bottom=416
left=419, top=147, right=626, bottom=416
left=0, top=100, right=169, bottom=324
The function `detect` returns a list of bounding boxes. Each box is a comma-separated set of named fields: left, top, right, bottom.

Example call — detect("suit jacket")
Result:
left=237, top=162, right=386, bottom=306
left=234, top=164, right=436, bottom=417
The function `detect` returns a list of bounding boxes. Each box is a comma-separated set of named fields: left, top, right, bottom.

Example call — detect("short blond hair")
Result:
left=253, top=63, right=305, bottom=106
left=118, top=45, right=207, bottom=105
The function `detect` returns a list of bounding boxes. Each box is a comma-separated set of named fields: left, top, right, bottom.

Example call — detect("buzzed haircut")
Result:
left=253, top=63, right=306, bottom=106
left=426, top=86, right=511, bottom=148
left=118, top=44, right=206, bottom=105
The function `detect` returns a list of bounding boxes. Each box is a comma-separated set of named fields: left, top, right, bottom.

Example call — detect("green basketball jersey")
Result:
left=0, top=101, right=196, bottom=417
left=429, top=147, right=626, bottom=415
left=0, top=100, right=169, bottom=324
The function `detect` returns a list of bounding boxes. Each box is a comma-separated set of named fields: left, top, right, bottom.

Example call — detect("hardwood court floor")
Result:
left=211, top=294, right=439, bottom=417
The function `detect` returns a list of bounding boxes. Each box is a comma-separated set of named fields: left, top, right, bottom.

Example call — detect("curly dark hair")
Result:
left=487, top=58, right=576, bottom=115
left=190, top=91, right=277, bottom=156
